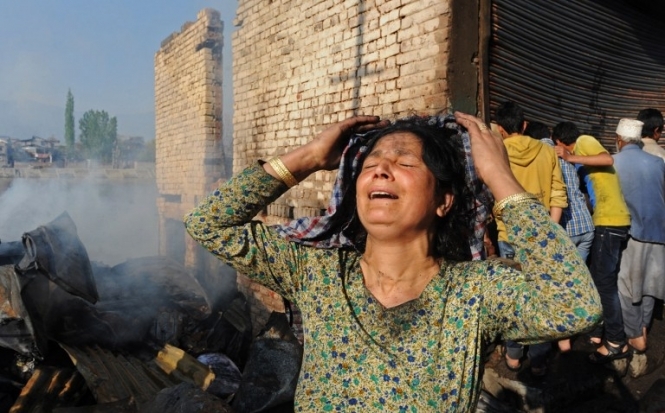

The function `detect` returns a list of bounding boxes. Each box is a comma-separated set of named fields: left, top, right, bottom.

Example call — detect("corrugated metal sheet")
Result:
left=488, top=0, right=665, bottom=150
left=60, top=344, right=179, bottom=405
left=58, top=344, right=214, bottom=406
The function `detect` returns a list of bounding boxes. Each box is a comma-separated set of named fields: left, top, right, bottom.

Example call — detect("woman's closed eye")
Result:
left=363, top=159, right=416, bottom=169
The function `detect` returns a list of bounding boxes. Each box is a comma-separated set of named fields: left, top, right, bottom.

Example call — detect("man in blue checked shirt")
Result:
left=525, top=122, right=594, bottom=261
left=525, top=121, right=595, bottom=354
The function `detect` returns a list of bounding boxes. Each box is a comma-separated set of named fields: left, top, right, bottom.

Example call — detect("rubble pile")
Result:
left=0, top=212, right=302, bottom=413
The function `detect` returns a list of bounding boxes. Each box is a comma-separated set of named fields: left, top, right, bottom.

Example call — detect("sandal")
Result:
left=588, top=341, right=630, bottom=364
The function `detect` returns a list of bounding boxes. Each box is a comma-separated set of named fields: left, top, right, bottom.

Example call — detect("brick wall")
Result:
left=231, top=0, right=455, bottom=325
left=154, top=9, right=225, bottom=268
left=233, top=0, right=452, bottom=214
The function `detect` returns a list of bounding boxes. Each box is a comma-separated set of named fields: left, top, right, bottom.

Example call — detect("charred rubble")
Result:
left=0, top=212, right=302, bottom=413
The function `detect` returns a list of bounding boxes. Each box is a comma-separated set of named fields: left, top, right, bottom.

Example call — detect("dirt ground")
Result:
left=485, top=303, right=665, bottom=413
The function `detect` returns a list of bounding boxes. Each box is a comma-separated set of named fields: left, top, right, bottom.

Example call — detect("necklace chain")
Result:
left=361, top=256, right=441, bottom=279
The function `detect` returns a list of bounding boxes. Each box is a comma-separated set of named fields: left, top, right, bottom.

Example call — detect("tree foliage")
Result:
left=64, top=89, right=75, bottom=150
left=79, top=110, right=117, bottom=163
left=138, top=138, right=155, bottom=162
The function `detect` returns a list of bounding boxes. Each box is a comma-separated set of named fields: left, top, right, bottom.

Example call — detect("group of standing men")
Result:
left=492, top=102, right=665, bottom=377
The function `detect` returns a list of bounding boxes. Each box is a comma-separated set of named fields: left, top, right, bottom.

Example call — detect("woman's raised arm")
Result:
left=263, top=116, right=388, bottom=184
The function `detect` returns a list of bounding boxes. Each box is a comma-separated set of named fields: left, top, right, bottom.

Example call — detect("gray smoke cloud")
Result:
left=0, top=177, right=158, bottom=266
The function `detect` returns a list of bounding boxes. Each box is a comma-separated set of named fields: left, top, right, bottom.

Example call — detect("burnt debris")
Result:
left=0, top=212, right=303, bottom=413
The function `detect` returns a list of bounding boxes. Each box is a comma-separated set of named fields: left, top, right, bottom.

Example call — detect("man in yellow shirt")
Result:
left=494, top=102, right=568, bottom=249
left=553, top=121, right=631, bottom=363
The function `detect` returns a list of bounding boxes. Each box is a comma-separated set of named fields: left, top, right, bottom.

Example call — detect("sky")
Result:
left=0, top=1, right=237, bottom=144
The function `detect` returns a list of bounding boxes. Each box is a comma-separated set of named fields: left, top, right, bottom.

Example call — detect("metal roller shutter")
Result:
left=488, top=0, right=665, bottom=149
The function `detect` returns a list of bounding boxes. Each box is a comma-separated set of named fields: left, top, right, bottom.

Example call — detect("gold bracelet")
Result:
left=268, top=157, right=299, bottom=188
left=492, top=192, right=537, bottom=218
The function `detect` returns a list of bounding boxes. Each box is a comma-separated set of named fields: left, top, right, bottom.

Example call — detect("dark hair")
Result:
left=552, top=121, right=580, bottom=145
left=637, top=108, right=664, bottom=138
left=524, top=121, right=550, bottom=141
left=495, top=101, right=525, bottom=134
left=338, top=119, right=475, bottom=262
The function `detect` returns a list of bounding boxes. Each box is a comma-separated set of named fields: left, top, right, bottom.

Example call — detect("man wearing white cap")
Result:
left=613, top=118, right=665, bottom=376
left=553, top=122, right=631, bottom=363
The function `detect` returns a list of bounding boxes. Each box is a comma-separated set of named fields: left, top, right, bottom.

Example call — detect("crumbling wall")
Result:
left=154, top=9, right=225, bottom=283
left=232, top=0, right=454, bottom=327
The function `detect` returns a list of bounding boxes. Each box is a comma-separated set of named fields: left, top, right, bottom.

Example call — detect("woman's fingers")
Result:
left=454, top=111, right=515, bottom=191
left=341, top=115, right=383, bottom=129
left=308, top=115, right=389, bottom=170
left=354, top=118, right=391, bottom=133
left=453, top=111, right=504, bottom=156
left=454, top=112, right=488, bottom=136
left=320, top=116, right=384, bottom=139
left=327, top=116, right=388, bottom=138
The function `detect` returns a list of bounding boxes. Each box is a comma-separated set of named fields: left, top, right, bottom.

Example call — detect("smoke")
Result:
left=0, top=177, right=158, bottom=266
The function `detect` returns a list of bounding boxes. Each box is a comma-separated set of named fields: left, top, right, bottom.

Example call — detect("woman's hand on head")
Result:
left=454, top=111, right=524, bottom=199
left=306, top=116, right=390, bottom=171
left=265, top=116, right=388, bottom=185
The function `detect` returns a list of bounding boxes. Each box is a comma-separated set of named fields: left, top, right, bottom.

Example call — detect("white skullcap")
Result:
left=616, top=118, right=643, bottom=140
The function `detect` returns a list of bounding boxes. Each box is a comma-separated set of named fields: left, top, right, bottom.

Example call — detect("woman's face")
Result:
left=355, top=132, right=453, bottom=239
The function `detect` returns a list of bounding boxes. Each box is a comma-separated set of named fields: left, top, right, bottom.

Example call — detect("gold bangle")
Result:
left=492, top=192, right=537, bottom=218
left=268, top=157, right=299, bottom=188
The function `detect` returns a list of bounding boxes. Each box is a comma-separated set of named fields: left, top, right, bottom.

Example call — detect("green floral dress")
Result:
left=184, top=164, right=602, bottom=412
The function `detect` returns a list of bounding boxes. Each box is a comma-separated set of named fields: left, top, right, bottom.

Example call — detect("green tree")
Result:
left=79, top=110, right=117, bottom=163
left=64, top=89, right=75, bottom=152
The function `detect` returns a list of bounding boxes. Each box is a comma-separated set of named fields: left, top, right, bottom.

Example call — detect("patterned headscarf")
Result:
left=273, top=114, right=494, bottom=260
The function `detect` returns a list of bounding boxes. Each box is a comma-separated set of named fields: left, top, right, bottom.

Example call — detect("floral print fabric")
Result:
left=184, top=164, right=602, bottom=412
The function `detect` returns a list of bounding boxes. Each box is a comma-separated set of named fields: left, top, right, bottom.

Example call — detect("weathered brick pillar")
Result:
left=154, top=9, right=226, bottom=295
